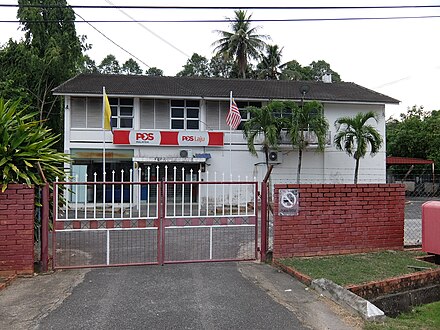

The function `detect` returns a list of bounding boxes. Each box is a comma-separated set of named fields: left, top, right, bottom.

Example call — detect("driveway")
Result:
left=0, top=263, right=361, bottom=330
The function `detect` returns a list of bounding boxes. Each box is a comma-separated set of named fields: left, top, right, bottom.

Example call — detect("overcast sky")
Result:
left=2, top=0, right=440, bottom=118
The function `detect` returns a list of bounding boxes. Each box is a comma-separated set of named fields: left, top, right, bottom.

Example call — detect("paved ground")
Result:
left=0, top=262, right=362, bottom=330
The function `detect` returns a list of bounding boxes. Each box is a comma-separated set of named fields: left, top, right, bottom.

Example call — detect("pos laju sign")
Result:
left=113, top=130, right=224, bottom=146
left=278, top=189, right=299, bottom=216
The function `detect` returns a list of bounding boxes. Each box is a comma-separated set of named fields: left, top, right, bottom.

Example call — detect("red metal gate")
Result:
left=52, top=177, right=258, bottom=269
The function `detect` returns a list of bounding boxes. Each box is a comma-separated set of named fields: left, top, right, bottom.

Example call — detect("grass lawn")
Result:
left=365, top=301, right=440, bottom=330
left=278, top=250, right=439, bottom=286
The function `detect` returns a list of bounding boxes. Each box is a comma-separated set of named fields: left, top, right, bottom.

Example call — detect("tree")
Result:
left=79, top=54, right=98, bottom=73
left=304, top=60, right=341, bottom=82
left=334, top=111, right=383, bottom=184
left=257, top=45, right=283, bottom=80
left=146, top=67, right=164, bottom=76
left=286, top=100, right=329, bottom=183
left=386, top=105, right=428, bottom=160
left=0, top=98, right=69, bottom=192
left=212, top=10, right=269, bottom=79
left=1, top=0, right=86, bottom=144
left=279, top=60, right=306, bottom=81
left=98, top=54, right=120, bottom=74
left=121, top=58, right=143, bottom=75
left=209, top=54, right=234, bottom=78
left=243, top=101, right=286, bottom=168
left=176, top=53, right=210, bottom=77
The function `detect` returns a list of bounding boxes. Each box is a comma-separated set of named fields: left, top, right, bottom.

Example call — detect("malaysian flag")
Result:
left=226, top=97, right=241, bottom=129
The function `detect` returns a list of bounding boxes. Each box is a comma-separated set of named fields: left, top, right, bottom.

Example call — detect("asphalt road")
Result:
left=36, top=263, right=308, bottom=330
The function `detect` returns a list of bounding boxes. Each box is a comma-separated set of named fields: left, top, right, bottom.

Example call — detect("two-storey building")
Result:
left=53, top=73, right=398, bottom=185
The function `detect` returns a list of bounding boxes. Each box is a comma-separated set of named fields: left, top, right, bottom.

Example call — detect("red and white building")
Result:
left=54, top=73, right=398, bottom=185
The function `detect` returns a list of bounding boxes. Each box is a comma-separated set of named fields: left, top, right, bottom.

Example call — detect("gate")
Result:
left=53, top=172, right=258, bottom=269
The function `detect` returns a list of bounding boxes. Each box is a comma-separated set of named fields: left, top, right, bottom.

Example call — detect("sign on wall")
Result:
left=279, top=189, right=299, bottom=216
left=113, top=130, right=224, bottom=146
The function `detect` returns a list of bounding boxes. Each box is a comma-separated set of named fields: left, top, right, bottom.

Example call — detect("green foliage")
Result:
left=385, top=105, right=440, bottom=163
left=145, top=67, right=164, bottom=76
left=286, top=100, right=329, bottom=183
left=0, top=1, right=86, bottom=148
left=243, top=101, right=286, bottom=167
left=177, top=53, right=210, bottom=77
left=279, top=250, right=436, bottom=287
left=280, top=59, right=341, bottom=82
left=212, top=10, right=269, bottom=78
left=0, top=98, right=69, bottom=192
left=366, top=301, right=440, bottom=330
left=98, top=54, right=121, bottom=74
left=209, top=54, right=234, bottom=78
left=334, top=111, right=383, bottom=184
left=121, top=58, right=143, bottom=75
left=257, top=44, right=283, bottom=80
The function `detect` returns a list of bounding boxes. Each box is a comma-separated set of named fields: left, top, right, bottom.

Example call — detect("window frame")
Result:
left=109, top=98, right=134, bottom=129
left=235, top=101, right=262, bottom=130
left=170, top=100, right=200, bottom=130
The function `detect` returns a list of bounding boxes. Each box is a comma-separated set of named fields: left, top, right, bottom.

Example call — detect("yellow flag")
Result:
left=103, top=91, right=111, bottom=130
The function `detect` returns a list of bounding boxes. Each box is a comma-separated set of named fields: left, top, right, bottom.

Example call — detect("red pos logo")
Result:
left=181, top=135, right=195, bottom=142
left=136, top=132, right=154, bottom=141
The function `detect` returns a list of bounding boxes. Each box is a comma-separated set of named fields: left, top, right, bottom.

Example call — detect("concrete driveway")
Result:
left=0, top=263, right=362, bottom=330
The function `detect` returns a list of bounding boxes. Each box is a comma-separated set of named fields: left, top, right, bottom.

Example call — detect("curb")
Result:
left=0, top=274, right=17, bottom=291
left=311, top=278, right=386, bottom=321
left=273, top=260, right=385, bottom=321
left=272, top=259, right=312, bottom=285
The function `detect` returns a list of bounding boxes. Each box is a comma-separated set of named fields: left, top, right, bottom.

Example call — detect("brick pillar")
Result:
left=0, top=185, right=35, bottom=276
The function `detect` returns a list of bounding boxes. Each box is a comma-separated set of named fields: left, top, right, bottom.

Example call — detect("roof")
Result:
left=386, top=156, right=434, bottom=165
left=53, top=73, right=399, bottom=104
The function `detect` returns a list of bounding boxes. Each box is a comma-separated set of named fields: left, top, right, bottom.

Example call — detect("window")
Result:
left=236, top=101, right=262, bottom=130
left=170, top=100, right=200, bottom=130
left=109, top=98, right=133, bottom=129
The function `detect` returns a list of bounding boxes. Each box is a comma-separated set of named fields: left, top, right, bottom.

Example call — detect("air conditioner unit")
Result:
left=268, top=150, right=282, bottom=164
left=179, top=149, right=193, bottom=158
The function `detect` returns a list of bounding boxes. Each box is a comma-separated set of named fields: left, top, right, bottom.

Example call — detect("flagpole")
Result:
left=229, top=91, right=233, bottom=179
left=102, top=86, right=106, bottom=181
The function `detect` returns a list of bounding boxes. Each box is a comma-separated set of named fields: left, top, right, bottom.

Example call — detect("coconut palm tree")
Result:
left=212, top=10, right=269, bottom=79
left=257, top=44, right=283, bottom=80
left=286, top=100, right=329, bottom=183
left=243, top=101, right=286, bottom=168
left=334, top=111, right=383, bottom=184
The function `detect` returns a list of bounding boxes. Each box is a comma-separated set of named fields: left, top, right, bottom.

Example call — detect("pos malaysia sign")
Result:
left=113, top=130, right=224, bottom=147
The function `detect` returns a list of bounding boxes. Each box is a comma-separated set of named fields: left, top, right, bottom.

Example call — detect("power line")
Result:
left=103, top=0, right=190, bottom=58
left=74, top=11, right=151, bottom=68
left=1, top=4, right=440, bottom=10
left=2, top=15, right=440, bottom=23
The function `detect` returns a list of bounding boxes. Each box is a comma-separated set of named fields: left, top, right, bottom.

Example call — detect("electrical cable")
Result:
left=74, top=11, right=151, bottom=68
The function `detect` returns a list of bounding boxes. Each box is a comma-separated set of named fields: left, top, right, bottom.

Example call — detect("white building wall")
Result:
left=65, top=96, right=387, bottom=184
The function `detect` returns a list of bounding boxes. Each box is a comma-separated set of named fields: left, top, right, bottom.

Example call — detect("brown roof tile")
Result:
left=53, top=73, right=399, bottom=104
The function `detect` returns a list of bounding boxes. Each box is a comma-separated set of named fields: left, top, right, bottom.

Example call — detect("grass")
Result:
left=365, top=301, right=440, bottom=330
left=278, top=250, right=438, bottom=286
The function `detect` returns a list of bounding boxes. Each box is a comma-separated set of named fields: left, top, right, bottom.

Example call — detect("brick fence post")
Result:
left=0, top=185, right=35, bottom=276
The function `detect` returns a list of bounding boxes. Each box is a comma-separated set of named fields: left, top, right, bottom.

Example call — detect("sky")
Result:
left=1, top=0, right=440, bottom=119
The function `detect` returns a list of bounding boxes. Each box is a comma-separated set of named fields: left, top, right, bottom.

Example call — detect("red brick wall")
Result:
left=0, top=185, right=35, bottom=275
left=273, top=184, right=405, bottom=258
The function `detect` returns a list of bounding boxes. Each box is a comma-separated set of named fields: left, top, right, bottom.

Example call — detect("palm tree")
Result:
left=286, top=101, right=329, bottom=183
left=212, top=10, right=269, bottom=79
left=257, top=44, right=283, bottom=80
left=334, top=111, right=383, bottom=184
left=243, top=101, right=285, bottom=168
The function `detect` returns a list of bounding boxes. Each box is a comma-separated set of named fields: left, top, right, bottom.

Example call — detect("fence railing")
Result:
left=55, top=168, right=257, bottom=222
left=387, top=168, right=440, bottom=246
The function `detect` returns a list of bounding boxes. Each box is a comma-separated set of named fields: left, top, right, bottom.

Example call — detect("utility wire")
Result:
left=103, top=0, right=190, bottom=58
left=1, top=4, right=440, bottom=10
left=2, top=15, right=440, bottom=23
left=74, top=11, right=151, bottom=68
